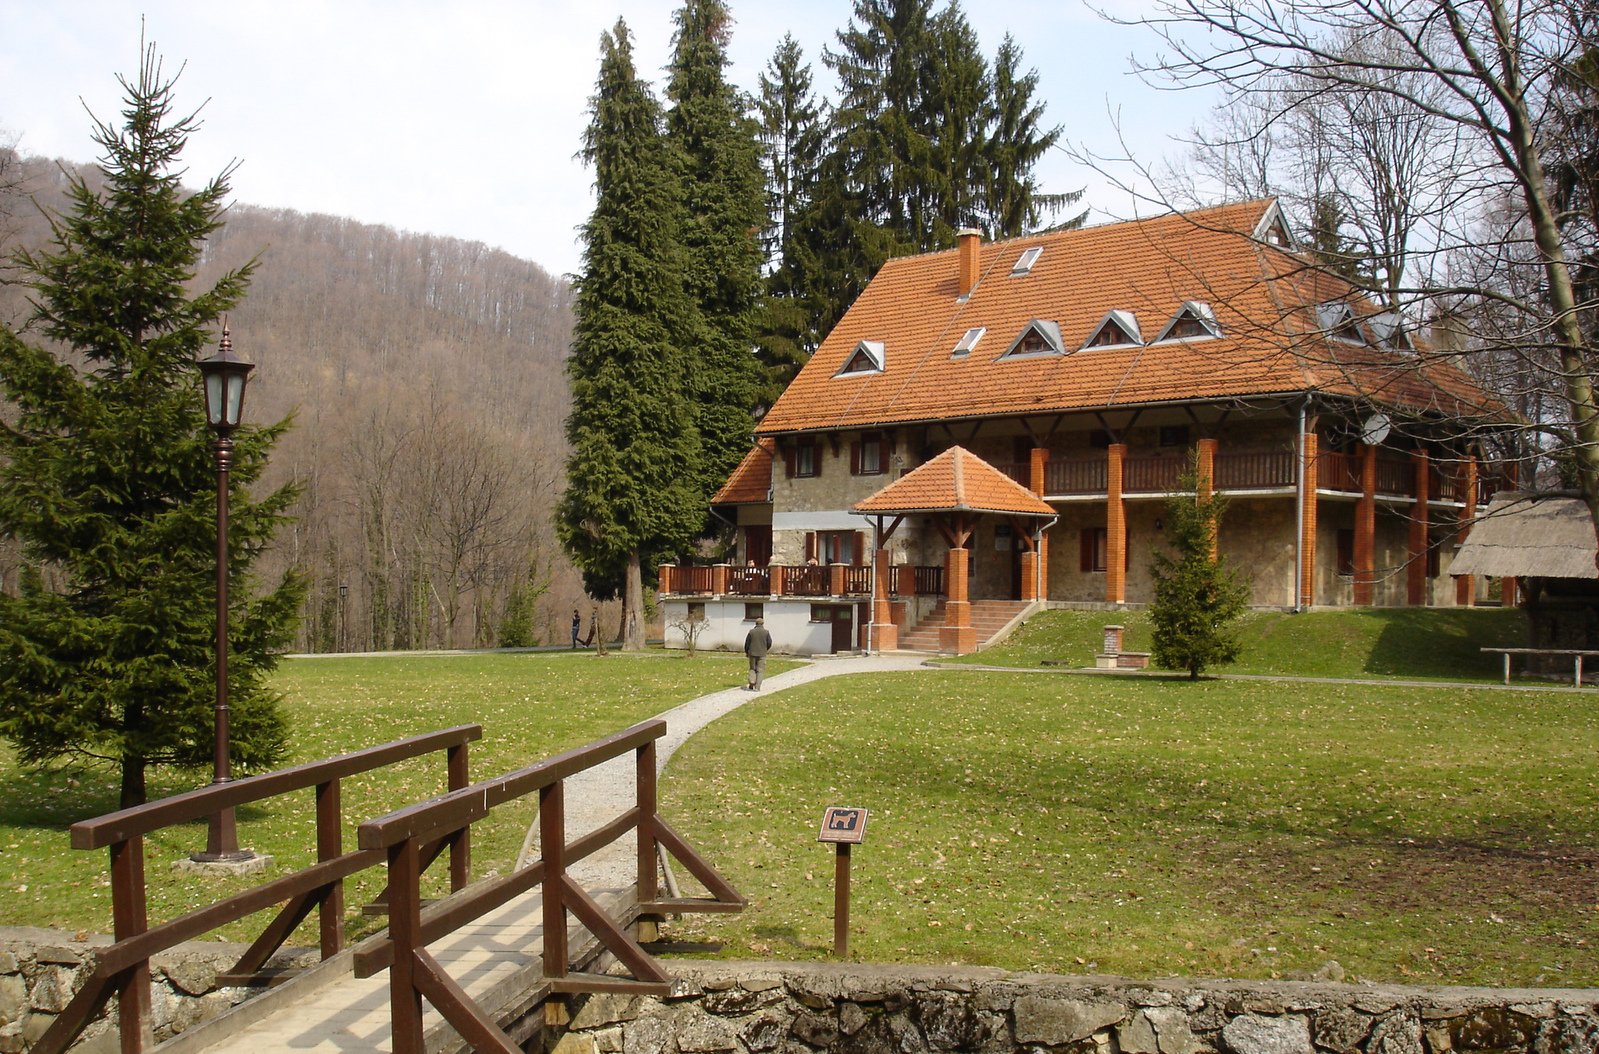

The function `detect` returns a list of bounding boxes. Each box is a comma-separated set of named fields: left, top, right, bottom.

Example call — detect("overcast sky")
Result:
left=0, top=1, right=1214, bottom=279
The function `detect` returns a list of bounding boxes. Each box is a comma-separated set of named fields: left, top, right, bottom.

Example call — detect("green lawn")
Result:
left=958, top=607, right=1531, bottom=681
left=0, top=651, right=764, bottom=939
left=660, top=669, right=1599, bottom=987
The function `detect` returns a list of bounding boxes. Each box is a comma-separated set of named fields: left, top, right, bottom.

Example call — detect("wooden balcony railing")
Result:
left=1044, top=457, right=1107, bottom=495
left=1213, top=451, right=1295, bottom=489
left=674, top=565, right=716, bottom=595
left=784, top=564, right=830, bottom=596
left=912, top=565, right=945, bottom=596
left=843, top=565, right=874, bottom=595
left=728, top=565, right=769, bottom=595
left=1122, top=457, right=1184, bottom=494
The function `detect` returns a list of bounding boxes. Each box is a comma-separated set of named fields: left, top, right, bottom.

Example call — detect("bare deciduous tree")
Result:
left=1112, top=0, right=1599, bottom=547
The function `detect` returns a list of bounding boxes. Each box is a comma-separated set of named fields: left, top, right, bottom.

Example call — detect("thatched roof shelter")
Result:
left=1452, top=491, right=1599, bottom=580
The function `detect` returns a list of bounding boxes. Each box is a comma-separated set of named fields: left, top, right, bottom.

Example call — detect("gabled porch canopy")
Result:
left=852, top=446, right=1056, bottom=654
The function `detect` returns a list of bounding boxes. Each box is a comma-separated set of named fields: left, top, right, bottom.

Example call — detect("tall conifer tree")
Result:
left=559, top=19, right=702, bottom=651
left=755, top=35, right=828, bottom=402
left=0, top=46, right=302, bottom=807
left=986, top=34, right=1082, bottom=236
left=665, top=0, right=766, bottom=496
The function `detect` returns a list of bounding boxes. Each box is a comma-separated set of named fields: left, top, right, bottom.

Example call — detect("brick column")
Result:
left=1407, top=449, right=1430, bottom=606
left=1031, top=447, right=1051, bottom=599
left=871, top=547, right=898, bottom=651
left=939, top=548, right=976, bottom=654
left=1106, top=443, right=1127, bottom=604
left=1299, top=432, right=1318, bottom=608
left=712, top=563, right=731, bottom=596
left=829, top=562, right=846, bottom=597
left=770, top=565, right=785, bottom=596
left=1019, top=550, right=1038, bottom=601
left=658, top=564, right=674, bottom=595
left=896, top=564, right=915, bottom=598
left=1456, top=455, right=1478, bottom=606
left=1196, top=437, right=1218, bottom=557
left=1354, top=443, right=1377, bottom=605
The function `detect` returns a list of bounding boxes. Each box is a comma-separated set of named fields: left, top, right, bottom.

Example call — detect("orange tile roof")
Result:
left=757, top=200, right=1500, bottom=435
left=854, top=446, right=1056, bottom=516
left=711, top=438, right=774, bottom=505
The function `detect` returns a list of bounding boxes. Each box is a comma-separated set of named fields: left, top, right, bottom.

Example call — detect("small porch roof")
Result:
left=1452, top=491, right=1599, bottom=579
left=852, top=446, right=1055, bottom=518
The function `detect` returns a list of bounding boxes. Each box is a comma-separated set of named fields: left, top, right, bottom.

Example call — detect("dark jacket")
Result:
left=744, top=625, right=773, bottom=657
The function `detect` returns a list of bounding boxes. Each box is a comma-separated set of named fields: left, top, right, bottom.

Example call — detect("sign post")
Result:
left=818, top=806, right=867, bottom=958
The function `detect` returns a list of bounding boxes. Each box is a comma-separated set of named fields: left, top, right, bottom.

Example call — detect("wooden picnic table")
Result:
left=1480, top=647, right=1599, bottom=686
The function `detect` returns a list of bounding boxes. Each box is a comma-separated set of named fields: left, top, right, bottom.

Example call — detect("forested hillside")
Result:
left=0, top=156, right=587, bottom=651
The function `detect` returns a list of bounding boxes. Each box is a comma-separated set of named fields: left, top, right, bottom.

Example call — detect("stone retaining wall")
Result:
left=3, top=931, right=1596, bottom=1054
left=0, top=929, right=313, bottom=1054
left=553, top=963, right=1599, bottom=1054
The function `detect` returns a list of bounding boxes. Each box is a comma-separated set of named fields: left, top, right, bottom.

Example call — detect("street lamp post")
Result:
left=338, top=583, right=349, bottom=653
left=192, top=324, right=255, bottom=863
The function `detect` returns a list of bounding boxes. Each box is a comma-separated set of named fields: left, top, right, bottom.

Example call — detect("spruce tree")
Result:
left=986, top=34, right=1083, bottom=237
left=559, top=19, right=703, bottom=651
left=0, top=46, right=303, bottom=807
left=665, top=0, right=766, bottom=498
left=754, top=35, right=827, bottom=403
left=1148, top=467, right=1251, bottom=680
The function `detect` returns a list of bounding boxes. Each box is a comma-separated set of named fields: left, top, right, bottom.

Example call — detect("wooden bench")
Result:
left=1480, top=647, right=1599, bottom=686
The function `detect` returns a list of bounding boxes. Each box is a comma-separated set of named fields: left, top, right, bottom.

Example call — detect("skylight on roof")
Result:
left=952, top=327, right=986, bottom=357
left=1011, top=247, right=1043, bottom=275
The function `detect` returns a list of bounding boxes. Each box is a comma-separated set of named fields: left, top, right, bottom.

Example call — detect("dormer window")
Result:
left=1154, top=301, right=1220, bottom=342
left=1003, top=319, right=1065, bottom=358
left=1316, top=302, right=1367, bottom=345
left=1254, top=202, right=1295, bottom=249
left=1011, top=246, right=1043, bottom=275
left=838, top=339, right=885, bottom=375
left=1368, top=311, right=1410, bottom=350
left=1082, top=310, right=1143, bottom=350
left=952, top=327, right=986, bottom=357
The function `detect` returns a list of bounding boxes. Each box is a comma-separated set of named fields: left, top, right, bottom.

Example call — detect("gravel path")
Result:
left=522, top=653, right=934, bottom=888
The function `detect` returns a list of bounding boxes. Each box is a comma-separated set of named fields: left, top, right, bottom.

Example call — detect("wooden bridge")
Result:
left=35, top=720, right=745, bottom=1054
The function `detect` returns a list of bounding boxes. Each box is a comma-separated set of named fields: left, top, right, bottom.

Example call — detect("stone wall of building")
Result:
left=552, top=962, right=1599, bottom=1054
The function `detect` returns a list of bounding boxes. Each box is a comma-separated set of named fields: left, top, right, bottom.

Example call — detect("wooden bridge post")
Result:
left=539, top=780, right=569, bottom=1026
left=448, top=741, right=471, bottom=891
left=387, top=838, right=426, bottom=1054
left=636, top=740, right=660, bottom=942
left=109, top=837, right=152, bottom=1054
left=315, top=778, right=345, bottom=957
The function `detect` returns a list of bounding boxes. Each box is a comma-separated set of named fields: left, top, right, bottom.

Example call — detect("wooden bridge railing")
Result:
left=355, top=719, right=745, bottom=1054
left=36, top=725, right=481, bottom=1054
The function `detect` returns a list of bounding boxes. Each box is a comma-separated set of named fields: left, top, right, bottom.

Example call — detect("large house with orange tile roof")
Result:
left=660, top=199, right=1511, bottom=655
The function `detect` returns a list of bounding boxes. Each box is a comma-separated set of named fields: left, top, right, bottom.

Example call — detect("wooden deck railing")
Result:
left=355, top=720, right=744, bottom=1054
left=727, top=565, right=769, bottom=595
left=912, top=565, right=945, bottom=596
left=35, top=726, right=481, bottom=1054
left=1213, top=451, right=1295, bottom=489
left=1044, top=457, right=1107, bottom=495
left=783, top=564, right=830, bottom=596
left=1122, top=457, right=1184, bottom=493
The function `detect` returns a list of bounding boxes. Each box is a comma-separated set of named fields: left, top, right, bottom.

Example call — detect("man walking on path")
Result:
left=743, top=617, right=773, bottom=690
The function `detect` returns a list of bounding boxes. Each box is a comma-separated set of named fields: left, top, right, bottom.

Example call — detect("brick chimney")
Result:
left=957, top=227, right=981, bottom=298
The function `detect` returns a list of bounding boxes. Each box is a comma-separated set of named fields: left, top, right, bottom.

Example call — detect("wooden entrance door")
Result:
left=817, top=605, right=854, bottom=653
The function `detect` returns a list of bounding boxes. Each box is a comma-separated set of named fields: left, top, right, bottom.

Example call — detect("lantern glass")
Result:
left=224, top=371, right=246, bottom=428
left=204, top=371, right=225, bottom=428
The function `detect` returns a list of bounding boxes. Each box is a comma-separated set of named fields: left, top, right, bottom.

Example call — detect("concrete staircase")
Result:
left=896, top=599, right=1032, bottom=653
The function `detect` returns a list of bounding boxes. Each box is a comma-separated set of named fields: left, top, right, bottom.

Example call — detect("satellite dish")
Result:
left=1360, top=413, right=1392, bottom=445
